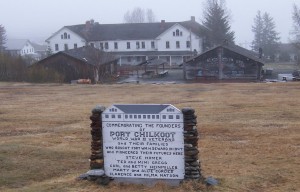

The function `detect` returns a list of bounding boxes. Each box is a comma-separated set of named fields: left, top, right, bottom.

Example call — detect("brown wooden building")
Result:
left=183, top=44, right=264, bottom=81
left=33, top=46, right=117, bottom=83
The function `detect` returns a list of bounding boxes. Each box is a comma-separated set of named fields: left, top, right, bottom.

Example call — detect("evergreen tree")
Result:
left=252, top=11, right=264, bottom=52
left=291, top=4, right=300, bottom=49
left=202, top=0, right=235, bottom=48
left=252, top=11, right=280, bottom=61
left=0, top=24, right=6, bottom=52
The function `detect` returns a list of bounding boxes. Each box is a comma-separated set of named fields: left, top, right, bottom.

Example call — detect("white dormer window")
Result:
left=64, top=32, right=68, bottom=39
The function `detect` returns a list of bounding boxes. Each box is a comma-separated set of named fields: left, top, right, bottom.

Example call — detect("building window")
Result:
left=143, top=115, right=146, bottom=119
left=90, top=43, right=94, bottom=47
left=162, top=115, right=166, bottom=119
left=100, top=43, right=103, bottom=50
left=125, top=115, right=128, bottom=119
left=105, top=42, right=109, bottom=49
left=118, top=115, right=122, bottom=118
left=105, top=114, right=109, bottom=118
left=169, top=115, right=173, bottom=119
left=64, top=32, right=68, bottom=39
left=61, top=35, right=63, bottom=39
left=151, top=41, right=155, bottom=49
left=136, top=42, right=140, bottom=49
left=147, top=115, right=151, bottom=119
left=176, top=29, right=179, bottom=36
left=156, top=115, right=159, bottom=119
left=176, top=115, right=180, bottom=119
left=114, top=42, right=118, bottom=49
left=64, top=44, right=68, bottom=50
left=186, top=41, right=190, bottom=48
left=112, top=114, right=115, bottom=118
left=74, top=43, right=77, bottom=49
left=142, top=42, right=145, bottom=49
left=166, top=41, right=170, bottom=49
left=55, top=44, right=59, bottom=51
left=127, top=42, right=130, bottom=49
left=176, top=41, right=180, bottom=48
left=173, top=32, right=175, bottom=36
left=68, top=34, right=70, bottom=39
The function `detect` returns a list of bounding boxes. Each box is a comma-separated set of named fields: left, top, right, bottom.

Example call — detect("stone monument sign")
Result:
left=102, top=104, right=184, bottom=179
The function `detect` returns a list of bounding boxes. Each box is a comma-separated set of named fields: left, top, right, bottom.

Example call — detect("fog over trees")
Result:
left=252, top=11, right=280, bottom=61
left=123, top=7, right=156, bottom=23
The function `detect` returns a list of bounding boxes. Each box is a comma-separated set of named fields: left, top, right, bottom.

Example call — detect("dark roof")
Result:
left=36, top=46, right=116, bottom=66
left=5, top=39, right=30, bottom=50
left=278, top=43, right=299, bottom=54
left=114, top=104, right=170, bottom=114
left=186, top=43, right=264, bottom=65
left=65, top=46, right=116, bottom=65
left=66, top=20, right=208, bottom=41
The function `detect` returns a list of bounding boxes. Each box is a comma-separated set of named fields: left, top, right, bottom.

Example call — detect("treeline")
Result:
left=0, top=53, right=64, bottom=83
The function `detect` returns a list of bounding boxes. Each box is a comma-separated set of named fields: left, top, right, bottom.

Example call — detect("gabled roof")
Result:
left=65, top=20, right=208, bottom=41
left=113, top=104, right=170, bottom=114
left=5, top=39, right=30, bottom=50
left=186, top=43, right=264, bottom=65
left=37, top=46, right=116, bottom=66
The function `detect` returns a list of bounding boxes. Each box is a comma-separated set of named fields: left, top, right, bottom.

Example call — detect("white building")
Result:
left=45, top=17, right=208, bottom=66
left=5, top=39, right=35, bottom=56
left=102, top=104, right=183, bottom=123
left=5, top=39, right=47, bottom=61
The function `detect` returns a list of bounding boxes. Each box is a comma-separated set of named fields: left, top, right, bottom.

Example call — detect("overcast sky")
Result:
left=1, top=0, right=300, bottom=48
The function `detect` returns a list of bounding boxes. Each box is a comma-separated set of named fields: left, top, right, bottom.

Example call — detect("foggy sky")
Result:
left=1, top=0, right=299, bottom=47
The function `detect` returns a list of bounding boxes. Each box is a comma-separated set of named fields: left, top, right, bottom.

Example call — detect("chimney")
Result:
left=85, top=20, right=91, bottom=30
left=191, top=16, right=195, bottom=22
left=160, top=20, right=166, bottom=29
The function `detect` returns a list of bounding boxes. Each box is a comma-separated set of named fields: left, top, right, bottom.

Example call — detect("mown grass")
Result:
left=0, top=82, right=299, bottom=192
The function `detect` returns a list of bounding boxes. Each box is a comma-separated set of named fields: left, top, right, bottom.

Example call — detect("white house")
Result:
left=5, top=39, right=35, bottom=56
left=5, top=39, right=47, bottom=60
left=46, top=17, right=209, bottom=66
left=102, top=104, right=183, bottom=123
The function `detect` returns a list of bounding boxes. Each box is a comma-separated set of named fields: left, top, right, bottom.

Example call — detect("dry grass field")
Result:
left=0, top=82, right=299, bottom=192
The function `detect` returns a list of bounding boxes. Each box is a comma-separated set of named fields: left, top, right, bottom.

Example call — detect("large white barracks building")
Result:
left=46, top=17, right=208, bottom=66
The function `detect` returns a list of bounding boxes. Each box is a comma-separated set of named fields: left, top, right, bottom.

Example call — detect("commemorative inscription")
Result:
left=102, top=104, right=184, bottom=179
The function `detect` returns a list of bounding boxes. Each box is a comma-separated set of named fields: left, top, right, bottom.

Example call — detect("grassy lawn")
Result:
left=0, top=82, right=299, bottom=192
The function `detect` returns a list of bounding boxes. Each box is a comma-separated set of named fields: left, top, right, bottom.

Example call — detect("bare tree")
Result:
left=146, top=9, right=156, bottom=23
left=123, top=7, right=156, bottom=23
